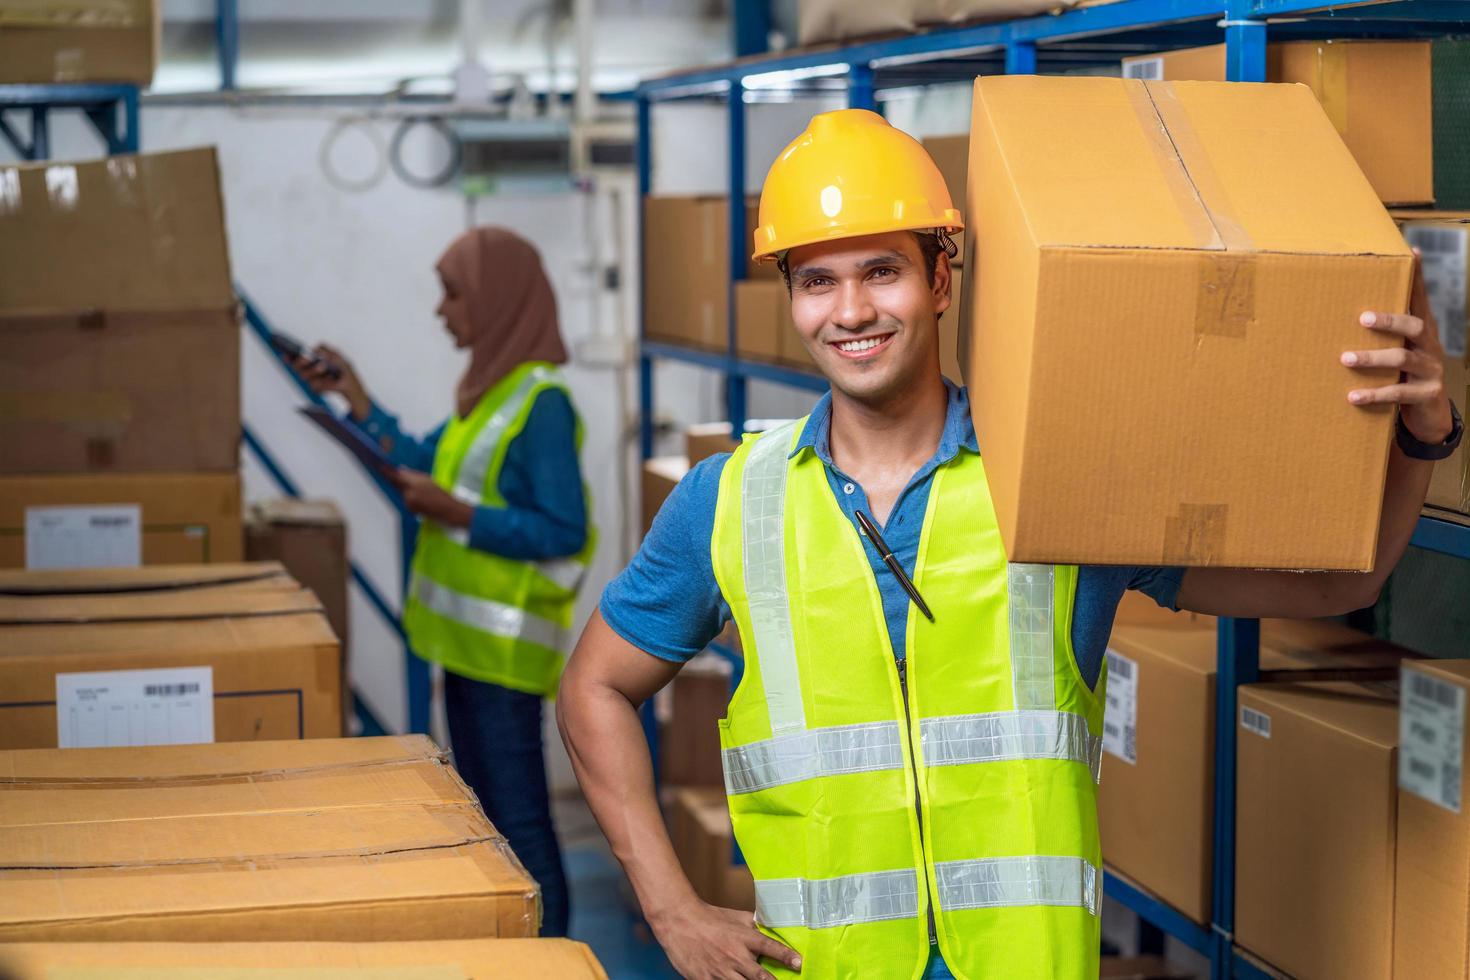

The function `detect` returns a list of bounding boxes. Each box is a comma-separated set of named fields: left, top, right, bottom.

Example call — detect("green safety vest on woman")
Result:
left=712, top=419, right=1105, bottom=980
left=404, top=361, right=595, bottom=697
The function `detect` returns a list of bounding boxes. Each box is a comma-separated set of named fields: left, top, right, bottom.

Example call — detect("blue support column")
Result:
left=216, top=0, right=239, bottom=92
left=732, top=0, right=771, bottom=58
left=726, top=83, right=749, bottom=432
left=1224, top=0, right=1268, bottom=83
left=1005, top=40, right=1037, bottom=75
left=847, top=62, right=877, bottom=112
left=637, top=95, right=656, bottom=460
left=119, top=86, right=139, bottom=152
left=29, top=107, right=48, bottom=160
left=1213, top=615, right=1260, bottom=977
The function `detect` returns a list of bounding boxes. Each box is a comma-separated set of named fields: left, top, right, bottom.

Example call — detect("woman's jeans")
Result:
left=444, top=670, right=570, bottom=937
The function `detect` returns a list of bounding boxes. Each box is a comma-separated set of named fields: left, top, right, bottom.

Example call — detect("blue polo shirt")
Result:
left=601, top=380, right=1182, bottom=688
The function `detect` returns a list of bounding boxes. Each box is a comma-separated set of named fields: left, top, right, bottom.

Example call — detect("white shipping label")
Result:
left=1103, top=648, right=1138, bottom=765
left=1400, top=668, right=1465, bottom=813
left=55, top=667, right=214, bottom=749
left=25, top=505, right=141, bottom=570
left=1241, top=705, right=1272, bottom=739
left=1123, top=57, right=1163, bottom=80
left=1403, top=223, right=1468, bottom=358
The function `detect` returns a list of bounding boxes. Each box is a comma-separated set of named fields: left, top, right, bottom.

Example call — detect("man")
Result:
left=558, top=109, right=1461, bottom=980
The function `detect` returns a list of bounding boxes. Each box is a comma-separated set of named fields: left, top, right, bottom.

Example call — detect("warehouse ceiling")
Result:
left=155, top=0, right=733, bottom=96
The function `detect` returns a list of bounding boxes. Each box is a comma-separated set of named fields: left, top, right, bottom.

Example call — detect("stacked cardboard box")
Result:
left=1098, top=599, right=1411, bottom=926
left=668, top=786, right=755, bottom=913
left=0, top=0, right=160, bottom=85
left=964, top=75, right=1413, bottom=568
left=0, top=562, right=342, bottom=748
left=0, top=940, right=608, bottom=979
left=1122, top=41, right=1470, bottom=208
left=0, top=736, right=541, bottom=941
left=0, top=148, right=242, bottom=569
left=1390, top=210, right=1469, bottom=522
left=643, top=196, right=770, bottom=351
left=796, top=0, right=1111, bottom=46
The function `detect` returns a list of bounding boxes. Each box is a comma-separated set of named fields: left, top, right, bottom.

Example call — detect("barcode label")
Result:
left=144, top=683, right=201, bottom=697
left=1401, top=667, right=1465, bottom=813
left=1102, top=648, right=1138, bottom=766
left=1402, top=223, right=1468, bottom=357
left=1124, top=57, right=1163, bottom=80
left=1241, top=706, right=1272, bottom=738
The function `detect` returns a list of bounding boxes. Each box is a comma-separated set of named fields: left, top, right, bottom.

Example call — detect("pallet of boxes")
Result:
left=641, top=423, right=757, bottom=912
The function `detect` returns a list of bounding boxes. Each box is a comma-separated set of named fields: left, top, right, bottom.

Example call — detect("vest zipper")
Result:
left=896, top=657, right=939, bottom=946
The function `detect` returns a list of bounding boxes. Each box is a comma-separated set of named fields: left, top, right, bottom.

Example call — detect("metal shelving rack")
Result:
left=634, top=2, right=1470, bottom=977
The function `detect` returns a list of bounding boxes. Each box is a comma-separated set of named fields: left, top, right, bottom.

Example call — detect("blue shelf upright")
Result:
left=0, top=84, right=138, bottom=160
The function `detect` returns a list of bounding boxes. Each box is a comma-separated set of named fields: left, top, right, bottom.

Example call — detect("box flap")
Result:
left=0, top=586, right=322, bottom=626
left=0, top=148, right=233, bottom=315
left=0, top=0, right=152, bottom=30
left=0, top=608, right=337, bottom=659
left=1390, top=210, right=1470, bottom=224
left=973, top=76, right=1409, bottom=257
left=0, top=736, right=441, bottom=782
left=0, top=563, right=291, bottom=597
left=251, top=498, right=345, bottom=528
left=1242, top=681, right=1399, bottom=748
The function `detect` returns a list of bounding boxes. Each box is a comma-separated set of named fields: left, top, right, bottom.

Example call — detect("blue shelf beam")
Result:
left=1412, top=515, right=1470, bottom=560
left=642, top=342, right=831, bottom=393
left=0, top=84, right=138, bottom=159
left=1103, top=871, right=1215, bottom=958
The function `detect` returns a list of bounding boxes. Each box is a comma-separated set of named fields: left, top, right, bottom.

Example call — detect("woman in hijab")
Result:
left=297, top=227, right=592, bottom=937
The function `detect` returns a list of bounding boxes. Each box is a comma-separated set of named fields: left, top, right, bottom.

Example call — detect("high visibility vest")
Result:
left=711, top=419, right=1104, bottom=980
left=403, top=362, right=596, bottom=697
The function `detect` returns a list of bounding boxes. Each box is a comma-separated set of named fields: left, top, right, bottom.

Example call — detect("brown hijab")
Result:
left=436, top=227, right=568, bottom=418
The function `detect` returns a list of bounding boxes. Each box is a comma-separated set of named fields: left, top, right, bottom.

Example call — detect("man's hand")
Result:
left=651, top=902, right=802, bottom=980
left=393, top=468, right=473, bottom=528
left=1343, top=253, right=1454, bottom=444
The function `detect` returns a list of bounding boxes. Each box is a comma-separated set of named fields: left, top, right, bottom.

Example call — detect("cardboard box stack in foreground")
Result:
left=0, top=736, right=541, bottom=942
left=964, top=75, right=1413, bottom=568
left=0, top=562, right=342, bottom=749
left=1122, top=41, right=1470, bottom=208
left=0, top=939, right=607, bottom=980
left=0, top=147, right=243, bottom=569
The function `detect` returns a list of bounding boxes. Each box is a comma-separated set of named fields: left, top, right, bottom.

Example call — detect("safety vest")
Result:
left=403, top=361, right=595, bottom=697
left=711, top=419, right=1104, bottom=980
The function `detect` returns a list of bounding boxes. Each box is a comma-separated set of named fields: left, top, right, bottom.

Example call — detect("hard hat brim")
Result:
left=751, top=208, right=965, bottom=263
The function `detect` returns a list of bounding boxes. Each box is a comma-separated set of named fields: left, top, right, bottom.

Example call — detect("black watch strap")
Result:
left=1397, top=399, right=1464, bottom=462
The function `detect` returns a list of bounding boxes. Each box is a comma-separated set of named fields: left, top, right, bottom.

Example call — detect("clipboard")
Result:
left=299, top=406, right=401, bottom=481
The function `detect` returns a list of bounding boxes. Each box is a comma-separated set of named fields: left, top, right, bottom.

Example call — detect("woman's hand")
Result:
left=394, top=468, right=474, bottom=529
left=294, top=343, right=372, bottom=422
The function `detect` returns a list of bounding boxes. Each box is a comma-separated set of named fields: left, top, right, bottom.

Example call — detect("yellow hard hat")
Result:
left=751, top=108, right=964, bottom=263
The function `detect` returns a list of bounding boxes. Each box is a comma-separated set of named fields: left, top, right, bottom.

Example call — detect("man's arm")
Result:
left=1177, top=257, right=1455, bottom=619
left=556, top=611, right=802, bottom=980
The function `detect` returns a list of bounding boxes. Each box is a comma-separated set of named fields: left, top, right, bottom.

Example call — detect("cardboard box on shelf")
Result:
left=1394, top=659, right=1470, bottom=979
left=685, top=422, right=741, bottom=466
left=0, top=939, right=608, bottom=980
left=1235, top=681, right=1400, bottom=980
left=0, top=148, right=238, bottom=474
left=1122, top=41, right=1455, bottom=206
left=0, top=0, right=159, bottom=85
left=642, top=456, right=690, bottom=538
left=0, top=584, right=342, bottom=749
left=1098, top=956, right=1195, bottom=980
left=661, top=652, right=734, bottom=789
left=1390, top=210, right=1469, bottom=519
left=0, top=736, right=541, bottom=942
left=644, top=197, right=771, bottom=352
left=0, top=472, right=243, bottom=569
left=668, top=786, right=754, bottom=912
left=965, top=76, right=1412, bottom=568
left=922, top=134, right=969, bottom=265
left=0, top=561, right=295, bottom=596
left=797, top=0, right=915, bottom=46
left=246, top=498, right=350, bottom=651
left=735, top=279, right=789, bottom=364
left=1099, top=616, right=1410, bottom=926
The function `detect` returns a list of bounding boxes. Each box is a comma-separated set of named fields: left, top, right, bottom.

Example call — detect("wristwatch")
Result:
left=1397, top=399, right=1464, bottom=461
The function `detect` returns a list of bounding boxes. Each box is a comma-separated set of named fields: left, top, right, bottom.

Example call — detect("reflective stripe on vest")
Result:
left=410, top=574, right=562, bottom=651
left=934, top=856, right=1098, bottom=915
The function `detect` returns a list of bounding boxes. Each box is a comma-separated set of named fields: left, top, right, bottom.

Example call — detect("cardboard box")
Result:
left=0, top=472, right=243, bottom=568
left=0, top=939, right=607, bottom=980
left=0, top=148, right=238, bottom=474
left=1099, top=617, right=1409, bottom=926
left=1123, top=41, right=1442, bottom=206
left=661, top=652, right=734, bottom=789
left=1235, top=682, right=1400, bottom=980
left=965, top=76, right=1412, bottom=568
left=1098, top=956, right=1194, bottom=980
left=0, top=0, right=159, bottom=85
left=735, top=280, right=789, bottom=363
left=1395, top=659, right=1470, bottom=979
left=641, top=456, right=689, bottom=538
left=797, top=0, right=915, bottom=45
left=644, top=197, right=770, bottom=352
left=922, top=135, right=969, bottom=265
left=0, top=736, right=541, bottom=941
left=668, top=786, right=755, bottom=912
left=246, top=498, right=349, bottom=651
left=685, top=422, right=741, bottom=466
left=0, top=584, right=342, bottom=749
left=1390, top=210, right=1469, bottom=518
left=0, top=561, right=295, bottom=596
